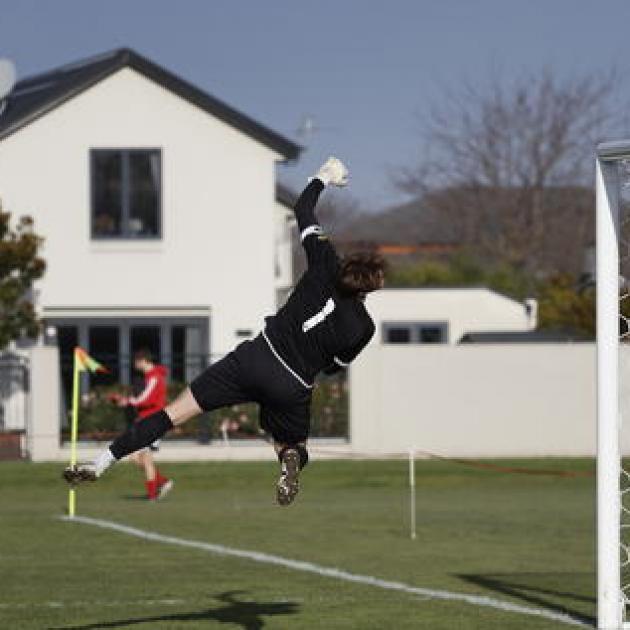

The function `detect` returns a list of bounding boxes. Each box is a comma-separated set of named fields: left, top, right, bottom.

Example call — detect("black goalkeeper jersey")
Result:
left=263, top=180, right=375, bottom=387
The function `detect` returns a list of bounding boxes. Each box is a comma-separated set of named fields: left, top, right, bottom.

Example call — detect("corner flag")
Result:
left=68, top=347, right=108, bottom=518
left=74, top=346, right=108, bottom=374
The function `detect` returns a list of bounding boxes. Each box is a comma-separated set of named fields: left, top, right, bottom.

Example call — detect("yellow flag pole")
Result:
left=68, top=349, right=81, bottom=518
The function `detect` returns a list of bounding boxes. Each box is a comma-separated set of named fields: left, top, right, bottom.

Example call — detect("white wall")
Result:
left=27, top=345, right=61, bottom=462
left=365, top=288, right=535, bottom=345
left=274, top=200, right=294, bottom=301
left=27, top=341, right=630, bottom=461
left=0, top=68, right=284, bottom=355
left=349, top=343, right=615, bottom=457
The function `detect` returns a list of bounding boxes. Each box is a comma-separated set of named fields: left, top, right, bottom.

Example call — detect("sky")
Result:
left=0, top=0, right=629, bottom=210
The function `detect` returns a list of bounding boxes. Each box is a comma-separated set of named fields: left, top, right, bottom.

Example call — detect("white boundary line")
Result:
left=60, top=515, right=590, bottom=627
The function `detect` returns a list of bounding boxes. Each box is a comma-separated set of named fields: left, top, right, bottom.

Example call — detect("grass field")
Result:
left=0, top=458, right=595, bottom=629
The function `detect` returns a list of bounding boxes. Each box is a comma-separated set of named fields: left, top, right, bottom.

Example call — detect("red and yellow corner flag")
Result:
left=74, top=346, right=108, bottom=374
left=68, top=347, right=108, bottom=519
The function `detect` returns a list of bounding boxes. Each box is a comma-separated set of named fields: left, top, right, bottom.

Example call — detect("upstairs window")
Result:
left=382, top=321, right=448, bottom=344
left=91, top=149, right=161, bottom=239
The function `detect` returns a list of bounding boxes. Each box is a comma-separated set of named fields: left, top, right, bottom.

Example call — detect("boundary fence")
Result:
left=0, top=352, right=29, bottom=459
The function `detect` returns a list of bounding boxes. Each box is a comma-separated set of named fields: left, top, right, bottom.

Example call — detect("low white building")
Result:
left=365, top=287, right=536, bottom=345
left=0, top=48, right=300, bottom=393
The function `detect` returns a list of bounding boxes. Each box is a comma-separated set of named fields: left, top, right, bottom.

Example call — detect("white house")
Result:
left=274, top=183, right=297, bottom=307
left=365, top=287, right=536, bottom=346
left=0, top=48, right=300, bottom=392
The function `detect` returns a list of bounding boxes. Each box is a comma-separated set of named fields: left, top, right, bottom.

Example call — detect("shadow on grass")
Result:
left=120, top=494, right=149, bottom=501
left=48, top=590, right=300, bottom=630
left=456, top=572, right=595, bottom=626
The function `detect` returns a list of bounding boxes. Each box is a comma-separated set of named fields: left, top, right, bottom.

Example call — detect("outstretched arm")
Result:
left=323, top=321, right=375, bottom=374
left=294, top=178, right=326, bottom=241
left=295, top=157, right=349, bottom=270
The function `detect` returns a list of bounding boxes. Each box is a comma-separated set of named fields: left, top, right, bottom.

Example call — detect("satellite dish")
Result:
left=0, top=59, right=16, bottom=115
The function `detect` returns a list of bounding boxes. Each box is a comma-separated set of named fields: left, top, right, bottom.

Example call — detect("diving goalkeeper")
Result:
left=64, top=157, right=386, bottom=505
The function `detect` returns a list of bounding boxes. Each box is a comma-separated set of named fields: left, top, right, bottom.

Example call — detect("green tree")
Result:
left=536, top=275, right=595, bottom=337
left=0, top=203, right=46, bottom=349
left=387, top=255, right=595, bottom=338
left=386, top=253, right=532, bottom=300
left=397, top=68, right=614, bottom=275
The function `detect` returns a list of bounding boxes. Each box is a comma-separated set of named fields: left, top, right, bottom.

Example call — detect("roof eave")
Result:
left=0, top=64, right=122, bottom=142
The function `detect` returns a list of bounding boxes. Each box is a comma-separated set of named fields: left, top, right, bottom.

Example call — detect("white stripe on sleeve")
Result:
left=300, top=225, right=324, bottom=242
left=129, top=377, right=158, bottom=406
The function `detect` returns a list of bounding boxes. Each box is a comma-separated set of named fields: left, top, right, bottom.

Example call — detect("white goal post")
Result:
left=596, top=141, right=630, bottom=629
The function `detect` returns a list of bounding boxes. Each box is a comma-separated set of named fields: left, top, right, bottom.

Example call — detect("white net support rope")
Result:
left=619, top=159, right=630, bottom=625
left=606, top=156, right=630, bottom=628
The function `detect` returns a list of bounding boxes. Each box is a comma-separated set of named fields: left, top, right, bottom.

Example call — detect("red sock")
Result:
left=145, top=479, right=158, bottom=500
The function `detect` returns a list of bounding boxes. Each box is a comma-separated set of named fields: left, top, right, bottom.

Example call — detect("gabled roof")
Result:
left=0, top=48, right=301, bottom=159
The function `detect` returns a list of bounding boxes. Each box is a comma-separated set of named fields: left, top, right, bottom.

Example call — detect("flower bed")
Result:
left=61, top=373, right=348, bottom=442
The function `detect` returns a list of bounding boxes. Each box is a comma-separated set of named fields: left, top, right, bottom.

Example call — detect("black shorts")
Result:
left=190, top=335, right=312, bottom=444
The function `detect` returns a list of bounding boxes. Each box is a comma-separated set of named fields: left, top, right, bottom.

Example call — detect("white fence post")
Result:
left=27, top=345, right=61, bottom=462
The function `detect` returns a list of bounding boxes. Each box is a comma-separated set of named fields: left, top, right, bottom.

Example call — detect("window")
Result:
left=418, top=324, right=446, bottom=343
left=130, top=326, right=161, bottom=383
left=57, top=326, right=78, bottom=409
left=48, top=317, right=209, bottom=423
left=171, top=326, right=186, bottom=383
left=382, top=321, right=448, bottom=344
left=89, top=326, right=120, bottom=385
left=385, top=326, right=411, bottom=344
left=91, top=149, right=161, bottom=239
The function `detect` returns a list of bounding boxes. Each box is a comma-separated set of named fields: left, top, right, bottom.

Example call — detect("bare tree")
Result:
left=397, top=69, right=618, bottom=273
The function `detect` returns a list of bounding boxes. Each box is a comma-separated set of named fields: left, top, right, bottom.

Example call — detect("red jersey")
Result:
left=129, top=364, right=167, bottom=419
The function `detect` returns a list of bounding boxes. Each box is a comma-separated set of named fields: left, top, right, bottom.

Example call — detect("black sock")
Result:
left=278, top=444, right=309, bottom=470
left=110, top=410, right=173, bottom=460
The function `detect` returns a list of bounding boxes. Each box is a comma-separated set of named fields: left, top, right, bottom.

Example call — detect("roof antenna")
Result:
left=296, top=115, right=318, bottom=143
left=0, top=59, right=17, bottom=116
left=296, top=114, right=340, bottom=146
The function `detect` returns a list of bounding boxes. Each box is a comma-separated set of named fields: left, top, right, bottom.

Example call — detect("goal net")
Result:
left=596, top=141, right=630, bottom=629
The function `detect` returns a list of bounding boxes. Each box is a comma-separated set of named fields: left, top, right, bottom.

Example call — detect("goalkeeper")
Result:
left=64, top=157, right=385, bottom=505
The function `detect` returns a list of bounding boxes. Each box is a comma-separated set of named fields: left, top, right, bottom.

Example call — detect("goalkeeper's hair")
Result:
left=337, top=251, right=387, bottom=297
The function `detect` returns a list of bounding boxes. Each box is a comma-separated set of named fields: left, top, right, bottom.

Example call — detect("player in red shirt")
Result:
left=117, top=349, right=173, bottom=501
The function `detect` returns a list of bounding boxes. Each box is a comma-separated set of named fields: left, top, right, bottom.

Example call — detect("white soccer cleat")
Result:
left=157, top=478, right=174, bottom=500
left=315, top=156, right=349, bottom=187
